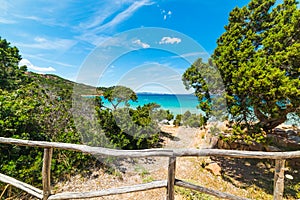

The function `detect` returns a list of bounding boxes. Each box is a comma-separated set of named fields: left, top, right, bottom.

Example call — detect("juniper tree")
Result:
left=211, top=0, right=300, bottom=132
left=103, top=85, right=138, bottom=110
left=184, top=0, right=300, bottom=132
left=0, top=37, right=28, bottom=90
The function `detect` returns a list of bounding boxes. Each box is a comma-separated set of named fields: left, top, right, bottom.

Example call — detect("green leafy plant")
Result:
left=212, top=0, right=300, bottom=132
left=183, top=0, right=300, bottom=139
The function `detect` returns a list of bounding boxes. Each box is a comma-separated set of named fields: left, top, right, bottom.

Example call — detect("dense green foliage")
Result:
left=183, top=58, right=226, bottom=123
left=184, top=0, right=300, bottom=134
left=103, top=85, right=138, bottom=110
left=79, top=88, right=173, bottom=150
left=95, top=98, right=162, bottom=149
left=0, top=34, right=210, bottom=198
left=0, top=38, right=93, bottom=196
left=0, top=37, right=29, bottom=91
left=174, top=111, right=205, bottom=128
left=182, top=111, right=205, bottom=128
left=155, top=110, right=174, bottom=123
left=174, top=114, right=182, bottom=127
left=212, top=0, right=300, bottom=131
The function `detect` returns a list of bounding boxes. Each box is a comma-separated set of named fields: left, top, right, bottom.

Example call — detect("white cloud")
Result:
left=16, top=15, right=41, bottom=21
left=34, top=37, right=47, bottom=43
left=77, top=0, right=153, bottom=45
left=16, top=37, right=75, bottom=50
left=0, top=1, right=10, bottom=14
left=23, top=54, right=74, bottom=68
left=95, top=0, right=153, bottom=32
left=19, top=59, right=56, bottom=73
left=171, top=52, right=207, bottom=59
left=159, top=37, right=181, bottom=44
left=76, top=34, right=109, bottom=46
left=0, top=17, right=16, bottom=24
left=133, top=39, right=150, bottom=48
left=78, top=3, right=117, bottom=30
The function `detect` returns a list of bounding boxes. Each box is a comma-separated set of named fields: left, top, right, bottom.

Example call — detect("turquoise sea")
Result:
left=87, top=93, right=298, bottom=125
left=102, top=93, right=202, bottom=115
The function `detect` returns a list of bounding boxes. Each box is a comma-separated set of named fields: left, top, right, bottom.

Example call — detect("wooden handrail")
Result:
left=0, top=173, right=43, bottom=199
left=47, top=181, right=168, bottom=200
left=1, top=136, right=300, bottom=200
left=1, top=137, right=300, bottom=159
left=175, top=179, right=249, bottom=200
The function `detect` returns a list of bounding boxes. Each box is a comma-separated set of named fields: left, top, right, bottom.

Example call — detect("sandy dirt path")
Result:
left=53, top=126, right=208, bottom=200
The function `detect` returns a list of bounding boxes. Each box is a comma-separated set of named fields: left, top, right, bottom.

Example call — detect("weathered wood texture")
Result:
left=42, top=148, right=53, bottom=200
left=274, top=159, right=286, bottom=200
left=47, top=180, right=167, bottom=200
left=167, top=157, right=176, bottom=200
left=1, top=137, right=300, bottom=200
left=0, top=137, right=173, bottom=157
left=0, top=173, right=43, bottom=199
left=175, top=179, right=250, bottom=200
left=1, top=137, right=300, bottom=159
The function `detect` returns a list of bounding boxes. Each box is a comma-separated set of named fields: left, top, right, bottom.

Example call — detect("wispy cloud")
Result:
left=16, top=36, right=75, bottom=50
left=0, top=17, right=16, bottom=24
left=171, top=52, right=207, bottom=59
left=0, top=1, right=10, bottom=14
left=19, top=59, right=56, bottom=73
left=133, top=39, right=150, bottom=48
left=77, top=2, right=118, bottom=30
left=159, top=37, right=181, bottom=44
left=14, top=14, right=67, bottom=27
left=0, top=1, right=71, bottom=27
left=24, top=54, right=74, bottom=68
left=15, top=15, right=41, bottom=21
left=96, top=0, right=152, bottom=31
left=77, top=0, right=153, bottom=45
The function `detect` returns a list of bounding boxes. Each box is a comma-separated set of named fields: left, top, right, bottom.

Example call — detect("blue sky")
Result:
left=1, top=0, right=250, bottom=94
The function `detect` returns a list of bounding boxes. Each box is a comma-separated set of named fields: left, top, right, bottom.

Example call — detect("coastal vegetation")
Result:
left=95, top=98, right=163, bottom=149
left=174, top=111, right=206, bottom=128
left=0, top=37, right=95, bottom=193
left=0, top=37, right=173, bottom=197
left=183, top=0, right=300, bottom=143
left=0, top=0, right=300, bottom=199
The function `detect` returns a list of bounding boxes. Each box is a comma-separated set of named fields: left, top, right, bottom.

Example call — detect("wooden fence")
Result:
left=0, top=136, right=300, bottom=200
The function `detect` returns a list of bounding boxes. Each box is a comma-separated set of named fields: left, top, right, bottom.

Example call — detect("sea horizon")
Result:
left=82, top=93, right=299, bottom=126
left=101, top=93, right=202, bottom=116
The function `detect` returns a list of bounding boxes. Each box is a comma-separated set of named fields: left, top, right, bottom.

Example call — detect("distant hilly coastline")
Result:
left=27, top=72, right=99, bottom=95
left=30, top=72, right=196, bottom=97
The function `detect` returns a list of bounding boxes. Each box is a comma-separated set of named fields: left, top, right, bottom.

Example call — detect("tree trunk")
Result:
left=254, top=106, right=287, bottom=132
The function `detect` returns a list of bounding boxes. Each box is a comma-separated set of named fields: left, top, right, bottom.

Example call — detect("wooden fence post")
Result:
left=273, top=159, right=285, bottom=200
left=42, top=148, right=53, bottom=200
left=167, top=156, right=176, bottom=200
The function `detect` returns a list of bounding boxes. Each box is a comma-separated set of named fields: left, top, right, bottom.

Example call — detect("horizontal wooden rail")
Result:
left=0, top=173, right=43, bottom=199
left=1, top=136, right=300, bottom=200
left=175, top=179, right=249, bottom=200
left=1, top=137, right=300, bottom=159
left=0, top=137, right=173, bottom=157
left=48, top=180, right=167, bottom=200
